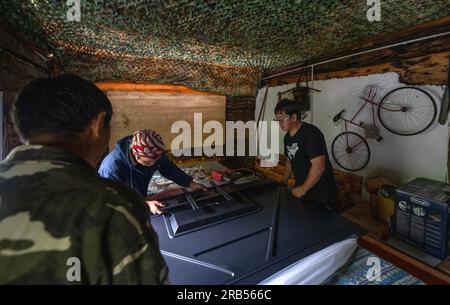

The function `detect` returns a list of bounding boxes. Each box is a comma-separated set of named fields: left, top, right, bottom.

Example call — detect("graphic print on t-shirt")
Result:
left=286, top=142, right=299, bottom=160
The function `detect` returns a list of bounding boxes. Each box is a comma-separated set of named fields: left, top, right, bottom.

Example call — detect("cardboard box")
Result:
left=370, top=194, right=395, bottom=224
left=365, top=176, right=396, bottom=223
left=393, top=178, right=450, bottom=260
left=366, top=176, right=396, bottom=193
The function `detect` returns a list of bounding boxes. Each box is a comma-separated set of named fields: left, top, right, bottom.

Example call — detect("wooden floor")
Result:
left=341, top=197, right=390, bottom=240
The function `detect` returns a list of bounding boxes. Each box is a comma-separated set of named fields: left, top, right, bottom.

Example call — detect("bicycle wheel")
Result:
left=378, top=87, right=437, bottom=136
left=332, top=132, right=370, bottom=172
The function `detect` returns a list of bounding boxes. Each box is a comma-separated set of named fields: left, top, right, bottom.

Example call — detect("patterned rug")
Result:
left=322, top=247, right=425, bottom=285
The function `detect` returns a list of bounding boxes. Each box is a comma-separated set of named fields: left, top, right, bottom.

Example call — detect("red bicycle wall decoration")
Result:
left=331, top=84, right=437, bottom=172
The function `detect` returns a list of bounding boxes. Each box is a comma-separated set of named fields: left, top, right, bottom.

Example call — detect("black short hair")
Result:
left=274, top=99, right=301, bottom=121
left=13, top=74, right=113, bottom=140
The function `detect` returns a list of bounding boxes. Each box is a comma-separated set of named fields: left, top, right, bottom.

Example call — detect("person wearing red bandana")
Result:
left=99, top=129, right=206, bottom=214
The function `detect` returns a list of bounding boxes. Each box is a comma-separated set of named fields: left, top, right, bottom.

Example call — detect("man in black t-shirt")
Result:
left=274, top=99, right=337, bottom=211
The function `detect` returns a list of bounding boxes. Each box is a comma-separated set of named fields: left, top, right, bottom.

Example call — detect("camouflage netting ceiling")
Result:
left=1, top=1, right=449, bottom=96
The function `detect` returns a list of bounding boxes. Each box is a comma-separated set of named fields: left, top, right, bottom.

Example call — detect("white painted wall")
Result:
left=255, top=72, right=449, bottom=193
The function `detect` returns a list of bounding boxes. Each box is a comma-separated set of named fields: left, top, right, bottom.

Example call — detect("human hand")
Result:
left=189, top=181, right=207, bottom=191
left=146, top=200, right=165, bottom=215
left=291, top=185, right=307, bottom=199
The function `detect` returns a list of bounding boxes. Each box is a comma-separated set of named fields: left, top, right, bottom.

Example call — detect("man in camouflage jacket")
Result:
left=0, top=74, right=169, bottom=284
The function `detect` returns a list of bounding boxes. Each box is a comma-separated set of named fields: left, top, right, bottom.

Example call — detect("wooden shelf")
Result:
left=359, top=235, right=450, bottom=285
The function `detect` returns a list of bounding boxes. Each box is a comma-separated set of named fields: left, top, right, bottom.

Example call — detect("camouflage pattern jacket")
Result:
left=0, top=145, right=169, bottom=284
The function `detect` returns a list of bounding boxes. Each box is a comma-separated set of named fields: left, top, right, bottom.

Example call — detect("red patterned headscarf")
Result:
left=131, top=129, right=165, bottom=159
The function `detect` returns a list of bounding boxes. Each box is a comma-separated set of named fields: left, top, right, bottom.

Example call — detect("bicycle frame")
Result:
left=332, top=85, right=437, bottom=171
left=340, top=89, right=402, bottom=149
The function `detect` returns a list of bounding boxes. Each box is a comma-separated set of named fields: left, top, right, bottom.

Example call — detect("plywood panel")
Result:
left=97, top=82, right=213, bottom=95
left=107, top=91, right=226, bottom=152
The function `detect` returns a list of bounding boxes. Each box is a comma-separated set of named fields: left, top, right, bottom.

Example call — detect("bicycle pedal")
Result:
left=376, top=136, right=383, bottom=142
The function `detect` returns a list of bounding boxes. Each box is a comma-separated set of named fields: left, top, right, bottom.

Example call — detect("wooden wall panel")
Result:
left=226, top=96, right=255, bottom=122
left=0, top=27, right=49, bottom=158
left=223, top=95, right=257, bottom=168
left=107, top=91, right=226, bottom=152
left=264, top=16, right=450, bottom=87
left=96, top=82, right=213, bottom=95
left=268, top=51, right=450, bottom=86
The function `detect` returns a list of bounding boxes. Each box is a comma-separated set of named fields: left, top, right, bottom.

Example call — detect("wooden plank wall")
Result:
left=106, top=91, right=226, bottom=152
left=0, top=27, right=50, bottom=158
left=266, top=40, right=450, bottom=86
left=221, top=95, right=257, bottom=169
left=264, top=16, right=450, bottom=86
left=226, top=95, right=255, bottom=122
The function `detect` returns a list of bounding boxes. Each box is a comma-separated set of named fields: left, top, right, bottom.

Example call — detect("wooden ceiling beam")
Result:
left=95, top=81, right=218, bottom=95
left=264, top=15, right=450, bottom=80
left=267, top=51, right=450, bottom=87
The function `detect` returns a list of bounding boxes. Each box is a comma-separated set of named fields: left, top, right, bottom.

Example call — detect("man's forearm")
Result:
left=300, top=159, right=325, bottom=192
left=301, top=167, right=323, bottom=192
left=283, top=161, right=292, bottom=184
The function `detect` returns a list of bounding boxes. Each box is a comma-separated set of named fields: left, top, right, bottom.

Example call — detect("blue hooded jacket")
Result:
left=98, top=136, right=193, bottom=197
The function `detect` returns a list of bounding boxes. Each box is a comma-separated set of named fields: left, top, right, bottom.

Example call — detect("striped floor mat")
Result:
left=322, top=247, right=425, bottom=285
